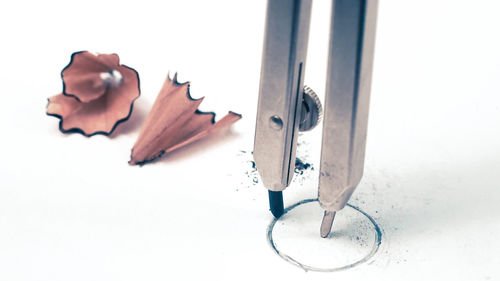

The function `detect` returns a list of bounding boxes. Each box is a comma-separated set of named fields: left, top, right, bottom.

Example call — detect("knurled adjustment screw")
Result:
left=299, top=85, right=323, bottom=132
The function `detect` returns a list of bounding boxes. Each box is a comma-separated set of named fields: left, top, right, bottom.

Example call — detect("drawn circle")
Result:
left=267, top=198, right=382, bottom=272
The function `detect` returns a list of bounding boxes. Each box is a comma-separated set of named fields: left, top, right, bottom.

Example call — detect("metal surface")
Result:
left=254, top=0, right=313, bottom=192
left=299, top=86, right=322, bottom=132
left=320, top=211, right=336, bottom=238
left=318, top=0, right=379, bottom=212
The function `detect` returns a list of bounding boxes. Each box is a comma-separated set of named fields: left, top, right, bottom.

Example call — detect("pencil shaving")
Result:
left=129, top=73, right=241, bottom=165
left=46, top=51, right=140, bottom=136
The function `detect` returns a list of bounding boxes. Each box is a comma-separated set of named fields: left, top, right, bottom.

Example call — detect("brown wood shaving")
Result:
left=129, top=74, right=241, bottom=165
left=46, top=51, right=140, bottom=136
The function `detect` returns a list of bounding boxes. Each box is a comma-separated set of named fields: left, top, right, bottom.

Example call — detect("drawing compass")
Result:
left=254, top=0, right=378, bottom=237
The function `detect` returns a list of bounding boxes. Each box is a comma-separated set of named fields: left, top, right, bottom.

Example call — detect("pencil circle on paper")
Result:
left=267, top=198, right=382, bottom=272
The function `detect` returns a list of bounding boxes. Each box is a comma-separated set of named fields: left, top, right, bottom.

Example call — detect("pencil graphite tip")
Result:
left=268, top=190, right=284, bottom=218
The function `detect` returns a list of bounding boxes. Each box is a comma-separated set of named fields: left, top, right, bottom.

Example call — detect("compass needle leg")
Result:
left=320, top=211, right=336, bottom=238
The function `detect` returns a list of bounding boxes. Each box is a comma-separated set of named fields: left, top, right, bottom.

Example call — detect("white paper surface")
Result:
left=1, top=0, right=499, bottom=280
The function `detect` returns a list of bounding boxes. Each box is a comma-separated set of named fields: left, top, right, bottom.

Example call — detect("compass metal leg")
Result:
left=253, top=0, right=313, bottom=217
left=318, top=0, right=379, bottom=236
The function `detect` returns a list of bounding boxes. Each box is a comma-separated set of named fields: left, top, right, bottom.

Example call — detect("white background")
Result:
left=1, top=0, right=500, bottom=280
